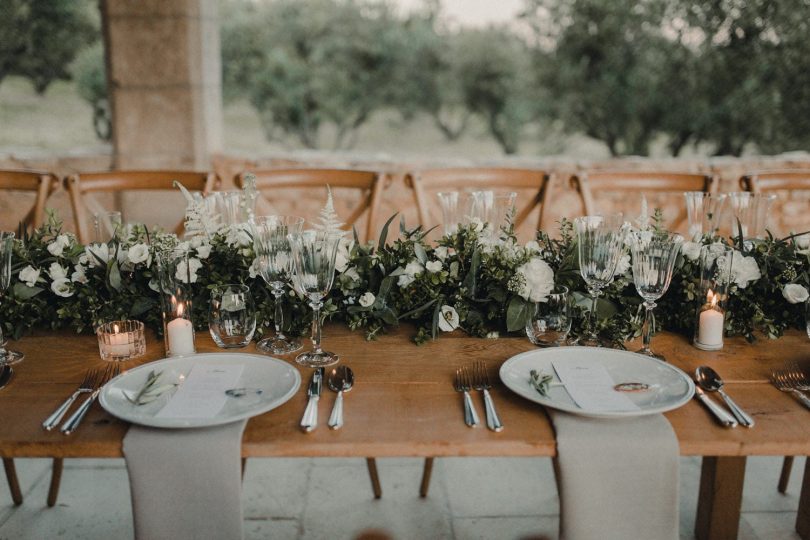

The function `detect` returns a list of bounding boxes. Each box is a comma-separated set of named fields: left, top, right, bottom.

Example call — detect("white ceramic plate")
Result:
left=499, top=347, right=695, bottom=418
left=99, top=353, right=301, bottom=428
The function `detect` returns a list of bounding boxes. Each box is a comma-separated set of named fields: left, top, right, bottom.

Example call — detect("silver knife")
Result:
left=0, top=366, right=12, bottom=390
left=300, top=368, right=323, bottom=432
left=694, top=386, right=737, bottom=428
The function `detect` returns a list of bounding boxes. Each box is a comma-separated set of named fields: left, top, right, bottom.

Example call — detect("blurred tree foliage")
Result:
left=0, top=0, right=97, bottom=93
left=72, top=43, right=111, bottom=141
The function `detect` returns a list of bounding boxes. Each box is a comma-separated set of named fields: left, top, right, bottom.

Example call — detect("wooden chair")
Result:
left=406, top=168, right=553, bottom=234
left=0, top=170, right=59, bottom=232
left=570, top=170, right=716, bottom=230
left=66, top=170, right=220, bottom=244
left=235, top=169, right=386, bottom=243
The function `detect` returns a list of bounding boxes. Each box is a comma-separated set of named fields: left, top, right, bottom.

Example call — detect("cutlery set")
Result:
left=454, top=362, right=503, bottom=432
left=694, top=365, right=754, bottom=428
left=300, top=365, right=354, bottom=432
left=42, top=364, right=119, bottom=435
left=770, top=364, right=810, bottom=410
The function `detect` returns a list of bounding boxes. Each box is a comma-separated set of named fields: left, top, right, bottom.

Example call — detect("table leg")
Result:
left=797, top=458, right=810, bottom=539
left=47, top=458, right=63, bottom=507
left=695, top=456, right=746, bottom=540
left=2, top=458, right=22, bottom=506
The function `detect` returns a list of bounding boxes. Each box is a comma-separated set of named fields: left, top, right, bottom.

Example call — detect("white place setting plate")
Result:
left=499, top=346, right=695, bottom=418
left=99, top=353, right=301, bottom=428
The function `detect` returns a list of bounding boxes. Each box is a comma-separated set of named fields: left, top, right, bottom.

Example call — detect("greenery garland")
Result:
left=1, top=211, right=807, bottom=347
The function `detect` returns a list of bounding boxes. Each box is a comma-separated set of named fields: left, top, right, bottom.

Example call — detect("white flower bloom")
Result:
left=50, top=277, right=73, bottom=298
left=425, top=260, right=443, bottom=273
left=515, top=257, right=555, bottom=303
left=729, top=251, right=761, bottom=289
left=175, top=257, right=203, bottom=283
left=615, top=253, right=631, bottom=275
left=486, top=331, right=500, bottom=339
left=127, top=243, right=150, bottom=265
left=46, top=234, right=71, bottom=257
left=19, top=265, right=40, bottom=287
left=248, top=258, right=260, bottom=279
left=525, top=240, right=541, bottom=253
left=468, top=217, right=485, bottom=233
left=398, top=273, right=415, bottom=287
left=196, top=244, right=212, bottom=259
left=797, top=233, right=810, bottom=250
left=71, top=266, right=88, bottom=284
left=682, top=241, right=702, bottom=261
left=334, top=238, right=354, bottom=273
left=85, top=244, right=110, bottom=267
left=438, top=305, right=460, bottom=332
left=397, top=259, right=424, bottom=287
left=344, top=267, right=360, bottom=282
left=359, top=292, right=375, bottom=307
left=48, top=262, right=68, bottom=281
left=783, top=283, right=809, bottom=304
left=434, top=246, right=449, bottom=261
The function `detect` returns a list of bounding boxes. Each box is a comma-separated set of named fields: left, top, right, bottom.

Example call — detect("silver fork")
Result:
left=454, top=367, right=479, bottom=427
left=786, top=364, right=810, bottom=391
left=61, top=365, right=119, bottom=435
left=771, top=369, right=810, bottom=410
left=472, top=361, right=503, bottom=432
left=43, top=368, right=100, bottom=431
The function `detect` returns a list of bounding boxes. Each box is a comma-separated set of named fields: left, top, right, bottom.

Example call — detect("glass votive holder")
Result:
left=525, top=286, right=572, bottom=347
left=97, top=320, right=146, bottom=362
left=693, top=243, right=733, bottom=351
left=155, top=247, right=197, bottom=357
left=209, top=284, right=256, bottom=348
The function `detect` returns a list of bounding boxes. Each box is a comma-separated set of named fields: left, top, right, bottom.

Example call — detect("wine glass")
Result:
left=289, top=229, right=341, bottom=367
left=253, top=216, right=304, bottom=354
left=525, top=286, right=572, bottom=347
left=628, top=230, right=683, bottom=359
left=684, top=192, right=726, bottom=241
left=574, top=214, right=625, bottom=346
left=0, top=232, right=24, bottom=369
left=469, top=191, right=517, bottom=242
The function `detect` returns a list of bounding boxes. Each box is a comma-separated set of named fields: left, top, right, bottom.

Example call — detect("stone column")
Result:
left=103, top=0, right=222, bottom=169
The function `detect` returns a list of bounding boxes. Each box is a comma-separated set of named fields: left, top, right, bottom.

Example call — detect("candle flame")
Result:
left=707, top=290, right=718, bottom=308
left=177, top=302, right=185, bottom=317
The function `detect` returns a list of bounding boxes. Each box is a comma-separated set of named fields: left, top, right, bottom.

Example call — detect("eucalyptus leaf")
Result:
left=108, top=261, right=122, bottom=291
left=414, top=243, right=428, bottom=264
left=12, top=283, right=43, bottom=300
left=377, top=213, right=398, bottom=250
left=462, top=249, right=481, bottom=297
left=506, top=296, right=532, bottom=332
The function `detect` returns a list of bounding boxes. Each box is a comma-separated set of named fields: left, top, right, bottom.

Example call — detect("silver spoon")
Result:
left=327, top=366, right=354, bottom=430
left=695, top=366, right=755, bottom=428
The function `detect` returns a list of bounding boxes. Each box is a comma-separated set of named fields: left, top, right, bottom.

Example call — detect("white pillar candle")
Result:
left=167, top=303, right=195, bottom=356
left=106, top=324, right=131, bottom=357
left=697, top=291, right=724, bottom=348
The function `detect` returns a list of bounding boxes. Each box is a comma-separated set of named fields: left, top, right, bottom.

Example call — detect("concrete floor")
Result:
left=0, top=455, right=803, bottom=539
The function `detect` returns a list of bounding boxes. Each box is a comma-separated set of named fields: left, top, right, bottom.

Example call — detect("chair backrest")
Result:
left=66, top=170, right=219, bottom=243
left=739, top=170, right=810, bottom=235
left=570, top=170, right=716, bottom=230
left=0, top=170, right=59, bottom=232
left=740, top=170, right=810, bottom=193
left=235, top=168, right=386, bottom=242
left=405, top=168, right=553, bottom=235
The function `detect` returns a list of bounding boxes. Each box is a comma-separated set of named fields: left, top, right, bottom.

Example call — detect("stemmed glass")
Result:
left=253, top=216, right=305, bottom=354
left=574, top=214, right=626, bottom=346
left=0, top=232, right=24, bottom=370
left=289, top=229, right=341, bottom=367
left=628, top=230, right=683, bottom=359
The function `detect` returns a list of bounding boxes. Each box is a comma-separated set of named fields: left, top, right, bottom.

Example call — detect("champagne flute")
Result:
left=0, top=232, right=24, bottom=370
left=289, top=229, right=341, bottom=367
left=628, top=230, right=683, bottom=359
left=253, top=216, right=305, bottom=354
left=574, top=214, right=625, bottom=346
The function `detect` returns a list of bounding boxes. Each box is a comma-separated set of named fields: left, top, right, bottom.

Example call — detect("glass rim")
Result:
left=210, top=283, right=251, bottom=293
left=96, top=319, right=145, bottom=334
left=254, top=215, right=305, bottom=225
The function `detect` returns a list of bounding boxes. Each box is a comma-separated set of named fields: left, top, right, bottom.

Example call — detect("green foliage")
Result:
left=72, top=42, right=110, bottom=141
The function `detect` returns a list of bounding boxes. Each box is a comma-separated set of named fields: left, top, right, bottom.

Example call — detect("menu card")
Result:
left=551, top=359, right=640, bottom=412
left=156, top=364, right=244, bottom=419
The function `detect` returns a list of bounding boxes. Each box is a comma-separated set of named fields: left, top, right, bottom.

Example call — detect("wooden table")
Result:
left=0, top=325, right=808, bottom=540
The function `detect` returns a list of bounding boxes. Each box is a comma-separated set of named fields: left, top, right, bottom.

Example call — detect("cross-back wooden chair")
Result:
left=235, top=168, right=386, bottom=243
left=570, top=170, right=716, bottom=230
left=406, top=168, right=554, bottom=233
left=66, top=170, right=220, bottom=244
left=0, top=170, right=59, bottom=232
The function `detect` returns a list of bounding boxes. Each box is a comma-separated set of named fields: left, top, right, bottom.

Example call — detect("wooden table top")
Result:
left=0, top=325, right=808, bottom=459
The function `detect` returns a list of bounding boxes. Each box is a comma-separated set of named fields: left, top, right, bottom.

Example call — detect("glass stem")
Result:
left=310, top=301, right=323, bottom=354
left=642, top=302, right=656, bottom=353
left=588, top=288, right=601, bottom=338
left=271, top=285, right=285, bottom=339
left=0, top=298, right=6, bottom=353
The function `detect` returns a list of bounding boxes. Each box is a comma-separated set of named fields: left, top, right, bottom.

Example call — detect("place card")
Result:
left=551, top=359, right=640, bottom=412
left=156, top=364, right=244, bottom=419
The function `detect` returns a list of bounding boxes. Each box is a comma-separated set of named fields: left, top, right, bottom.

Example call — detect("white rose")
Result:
left=334, top=238, right=354, bottom=273
left=516, top=257, right=555, bottom=303
left=783, top=284, right=809, bottom=304
left=85, top=244, right=110, bottom=267
left=614, top=253, right=631, bottom=275
left=425, top=260, right=442, bottom=273
left=50, top=277, right=73, bottom=298
left=398, top=259, right=424, bottom=287
left=797, top=233, right=810, bottom=250
left=196, top=244, right=212, bottom=259
left=438, top=305, right=460, bottom=332
left=729, top=251, right=761, bottom=289
left=525, top=240, right=541, bottom=253
left=127, top=243, right=151, bottom=265
left=175, top=257, right=203, bottom=283
left=71, top=266, right=88, bottom=284
left=682, top=241, right=702, bottom=261
left=344, top=267, right=360, bottom=282
left=398, top=273, right=415, bottom=287
left=19, top=265, right=40, bottom=287
left=46, top=234, right=71, bottom=257
left=48, top=262, right=68, bottom=281
left=434, top=246, right=449, bottom=261
left=359, top=292, right=375, bottom=307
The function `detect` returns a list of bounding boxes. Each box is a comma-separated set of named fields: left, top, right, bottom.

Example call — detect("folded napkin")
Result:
left=548, top=411, right=679, bottom=540
left=123, top=420, right=247, bottom=540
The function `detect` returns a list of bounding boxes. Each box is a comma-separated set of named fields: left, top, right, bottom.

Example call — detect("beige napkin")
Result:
left=548, top=411, right=679, bottom=540
left=123, top=420, right=247, bottom=540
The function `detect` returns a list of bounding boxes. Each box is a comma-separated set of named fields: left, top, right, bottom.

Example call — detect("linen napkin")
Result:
left=123, top=420, right=247, bottom=540
left=548, top=410, right=679, bottom=540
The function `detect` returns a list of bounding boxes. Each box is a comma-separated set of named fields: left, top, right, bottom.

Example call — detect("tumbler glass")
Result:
left=209, top=284, right=256, bottom=348
left=525, top=286, right=572, bottom=347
